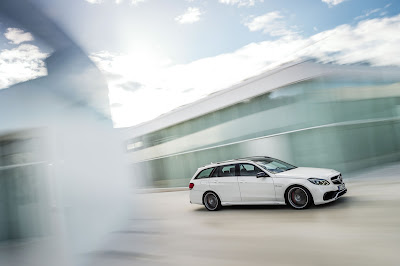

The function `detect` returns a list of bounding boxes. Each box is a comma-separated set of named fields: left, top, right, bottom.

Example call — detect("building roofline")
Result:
left=120, top=60, right=400, bottom=139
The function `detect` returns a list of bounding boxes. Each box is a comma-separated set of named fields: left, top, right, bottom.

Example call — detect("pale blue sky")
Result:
left=22, top=0, right=399, bottom=62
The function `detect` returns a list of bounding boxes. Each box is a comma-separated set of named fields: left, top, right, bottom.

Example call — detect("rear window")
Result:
left=195, top=167, right=215, bottom=179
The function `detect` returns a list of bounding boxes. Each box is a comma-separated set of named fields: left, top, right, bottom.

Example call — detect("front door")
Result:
left=237, top=163, right=276, bottom=202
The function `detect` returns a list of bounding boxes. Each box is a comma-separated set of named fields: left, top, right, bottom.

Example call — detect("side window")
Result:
left=240, top=164, right=263, bottom=176
left=212, top=164, right=237, bottom=177
left=195, top=167, right=215, bottom=179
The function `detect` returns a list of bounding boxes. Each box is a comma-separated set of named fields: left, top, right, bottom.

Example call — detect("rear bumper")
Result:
left=189, top=190, right=204, bottom=205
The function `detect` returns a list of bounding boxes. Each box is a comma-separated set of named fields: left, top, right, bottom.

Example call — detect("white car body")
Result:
left=189, top=157, right=347, bottom=210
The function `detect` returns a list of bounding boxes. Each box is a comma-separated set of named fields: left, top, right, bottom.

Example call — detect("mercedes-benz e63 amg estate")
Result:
left=189, top=156, right=347, bottom=210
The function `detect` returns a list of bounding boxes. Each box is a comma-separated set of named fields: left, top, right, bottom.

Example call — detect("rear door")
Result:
left=237, top=163, right=276, bottom=202
left=209, top=164, right=241, bottom=202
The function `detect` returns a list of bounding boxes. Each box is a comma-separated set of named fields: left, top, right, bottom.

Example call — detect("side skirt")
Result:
left=221, top=201, right=286, bottom=206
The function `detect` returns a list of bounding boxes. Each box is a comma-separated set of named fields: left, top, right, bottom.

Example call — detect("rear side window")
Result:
left=195, top=167, right=215, bottom=179
left=212, top=164, right=237, bottom=177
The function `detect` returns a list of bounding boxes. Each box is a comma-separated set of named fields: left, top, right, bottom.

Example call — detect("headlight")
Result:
left=308, top=178, right=330, bottom=185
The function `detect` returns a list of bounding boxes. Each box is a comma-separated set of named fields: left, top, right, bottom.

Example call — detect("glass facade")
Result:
left=128, top=71, right=400, bottom=188
left=0, top=133, right=49, bottom=240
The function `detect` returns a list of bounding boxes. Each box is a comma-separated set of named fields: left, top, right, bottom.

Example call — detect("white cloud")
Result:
left=0, top=44, right=48, bottom=89
left=175, top=7, right=203, bottom=24
left=4, top=28, right=34, bottom=45
left=91, top=14, right=400, bottom=127
left=305, top=15, right=400, bottom=66
left=355, top=8, right=381, bottom=20
left=322, top=0, right=347, bottom=7
left=354, top=3, right=392, bottom=20
left=244, top=11, right=297, bottom=37
left=219, top=0, right=263, bottom=7
left=130, top=0, right=147, bottom=5
left=85, top=0, right=102, bottom=4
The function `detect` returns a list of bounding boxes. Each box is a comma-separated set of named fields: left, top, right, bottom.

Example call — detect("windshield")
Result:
left=254, top=158, right=297, bottom=174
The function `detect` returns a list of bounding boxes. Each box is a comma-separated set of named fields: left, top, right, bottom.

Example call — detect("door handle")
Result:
left=239, top=180, right=246, bottom=183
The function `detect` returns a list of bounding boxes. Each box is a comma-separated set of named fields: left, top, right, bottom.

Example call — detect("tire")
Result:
left=286, top=186, right=313, bottom=210
left=203, top=192, right=221, bottom=211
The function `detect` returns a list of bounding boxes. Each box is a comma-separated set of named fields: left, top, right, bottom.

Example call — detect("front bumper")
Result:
left=323, top=188, right=347, bottom=201
left=311, top=183, right=347, bottom=205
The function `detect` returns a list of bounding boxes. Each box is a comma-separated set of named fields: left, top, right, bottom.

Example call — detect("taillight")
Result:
left=189, top=183, right=194, bottom=190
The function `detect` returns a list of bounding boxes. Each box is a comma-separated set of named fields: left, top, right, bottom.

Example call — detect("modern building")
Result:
left=121, top=60, right=400, bottom=188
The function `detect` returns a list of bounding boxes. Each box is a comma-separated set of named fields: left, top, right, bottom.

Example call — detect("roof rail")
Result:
left=201, top=156, right=271, bottom=167
left=236, top=156, right=271, bottom=160
left=214, top=159, right=237, bottom=164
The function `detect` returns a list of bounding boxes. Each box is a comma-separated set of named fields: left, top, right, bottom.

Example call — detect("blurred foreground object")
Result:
left=0, top=1, right=129, bottom=265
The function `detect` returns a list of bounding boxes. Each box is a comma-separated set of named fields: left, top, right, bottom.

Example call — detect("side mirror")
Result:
left=256, top=172, right=268, bottom=178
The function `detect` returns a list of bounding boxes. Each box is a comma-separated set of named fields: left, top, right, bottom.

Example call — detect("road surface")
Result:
left=83, top=164, right=400, bottom=266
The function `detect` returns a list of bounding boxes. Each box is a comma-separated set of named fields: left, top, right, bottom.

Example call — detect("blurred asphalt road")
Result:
left=84, top=164, right=400, bottom=266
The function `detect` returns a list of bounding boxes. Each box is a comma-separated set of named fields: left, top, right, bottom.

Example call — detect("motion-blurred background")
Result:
left=0, top=0, right=400, bottom=265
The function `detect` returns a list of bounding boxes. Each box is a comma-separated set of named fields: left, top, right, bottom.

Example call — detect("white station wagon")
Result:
left=189, top=156, right=347, bottom=210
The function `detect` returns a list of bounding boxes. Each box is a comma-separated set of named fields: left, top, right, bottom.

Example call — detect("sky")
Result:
left=0, top=0, right=400, bottom=127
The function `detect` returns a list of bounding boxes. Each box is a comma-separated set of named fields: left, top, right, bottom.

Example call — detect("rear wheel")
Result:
left=203, top=192, right=221, bottom=211
left=286, top=186, right=312, bottom=209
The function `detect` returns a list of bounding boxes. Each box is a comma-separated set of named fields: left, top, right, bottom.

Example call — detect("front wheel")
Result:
left=203, top=192, right=221, bottom=211
left=286, top=186, right=312, bottom=209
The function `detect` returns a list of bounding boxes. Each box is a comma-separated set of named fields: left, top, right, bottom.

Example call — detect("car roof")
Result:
left=199, top=156, right=271, bottom=169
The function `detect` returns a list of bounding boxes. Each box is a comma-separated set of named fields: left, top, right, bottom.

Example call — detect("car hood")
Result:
left=274, top=167, right=339, bottom=179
